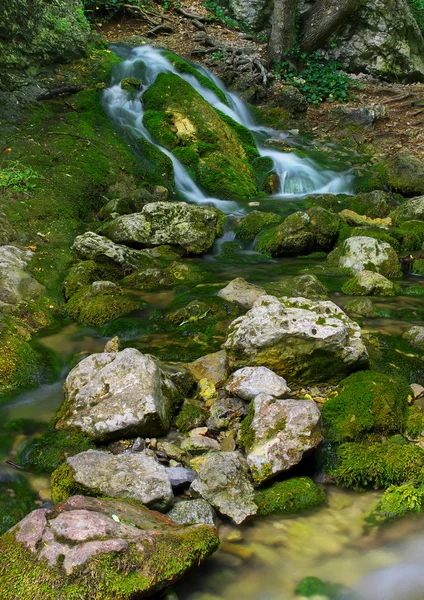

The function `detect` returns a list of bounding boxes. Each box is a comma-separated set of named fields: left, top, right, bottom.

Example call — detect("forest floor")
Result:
left=96, top=0, right=424, bottom=164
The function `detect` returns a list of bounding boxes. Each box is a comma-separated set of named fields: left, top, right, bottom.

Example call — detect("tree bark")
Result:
left=267, top=0, right=297, bottom=65
left=300, top=0, right=360, bottom=53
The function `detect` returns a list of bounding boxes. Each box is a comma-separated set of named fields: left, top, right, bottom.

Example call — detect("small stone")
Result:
left=166, top=467, right=197, bottom=488
left=225, top=366, right=291, bottom=401
left=189, top=427, right=209, bottom=437
left=411, top=384, right=424, bottom=399
left=167, top=499, right=217, bottom=526
left=217, top=277, right=266, bottom=310
left=181, top=436, right=220, bottom=453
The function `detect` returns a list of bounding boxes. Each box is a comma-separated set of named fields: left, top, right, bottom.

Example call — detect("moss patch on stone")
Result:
left=175, top=402, right=209, bottom=433
left=322, top=371, right=410, bottom=443
left=236, top=211, right=283, bottom=241
left=366, top=482, right=424, bottom=526
left=16, top=428, right=95, bottom=473
left=254, top=477, right=325, bottom=516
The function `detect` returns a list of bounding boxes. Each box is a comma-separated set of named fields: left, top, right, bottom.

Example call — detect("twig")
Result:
left=5, top=460, right=24, bottom=470
left=37, top=86, right=84, bottom=101
left=146, top=24, right=174, bottom=37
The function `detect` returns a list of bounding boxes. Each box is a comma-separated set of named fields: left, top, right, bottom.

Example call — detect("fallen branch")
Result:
left=146, top=24, right=174, bottom=37
left=123, top=4, right=159, bottom=26
left=176, top=7, right=207, bottom=21
left=37, top=86, right=84, bottom=101
left=5, top=460, right=24, bottom=470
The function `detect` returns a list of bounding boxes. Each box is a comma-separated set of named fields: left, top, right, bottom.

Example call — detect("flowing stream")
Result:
left=2, top=45, right=424, bottom=600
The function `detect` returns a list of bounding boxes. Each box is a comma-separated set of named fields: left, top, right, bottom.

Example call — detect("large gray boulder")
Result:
left=0, top=245, right=44, bottom=305
left=190, top=452, right=257, bottom=524
left=101, top=202, right=223, bottom=255
left=341, top=270, right=398, bottom=296
left=242, top=393, right=323, bottom=484
left=320, top=0, right=424, bottom=81
left=0, top=495, right=219, bottom=599
left=223, top=295, right=369, bottom=383
left=72, top=231, right=153, bottom=274
left=328, top=236, right=401, bottom=278
left=65, top=450, right=174, bottom=512
left=0, top=0, right=91, bottom=89
left=56, top=348, right=182, bottom=441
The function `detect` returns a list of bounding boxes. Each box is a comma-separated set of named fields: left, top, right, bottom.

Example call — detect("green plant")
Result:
left=275, top=48, right=351, bottom=104
left=408, top=0, right=424, bottom=32
left=0, top=161, right=37, bottom=193
left=203, top=0, right=250, bottom=31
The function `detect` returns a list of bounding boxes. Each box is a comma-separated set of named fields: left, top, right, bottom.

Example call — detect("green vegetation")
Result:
left=295, top=576, right=346, bottom=599
left=236, top=211, right=283, bottom=241
left=0, top=161, right=37, bottom=194
left=366, top=482, right=424, bottom=526
left=408, top=0, right=424, bottom=32
left=322, top=371, right=410, bottom=442
left=333, top=441, right=424, bottom=490
left=175, top=402, right=209, bottom=433
left=16, top=428, right=95, bottom=473
left=275, top=49, right=351, bottom=104
left=239, top=401, right=255, bottom=451
left=254, top=477, right=325, bottom=516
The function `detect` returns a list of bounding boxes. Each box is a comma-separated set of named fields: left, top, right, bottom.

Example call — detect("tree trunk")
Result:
left=300, top=0, right=360, bottom=53
left=267, top=0, right=297, bottom=65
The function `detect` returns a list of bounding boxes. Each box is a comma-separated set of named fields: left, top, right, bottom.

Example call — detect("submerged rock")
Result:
left=223, top=295, right=369, bottom=383
left=328, top=236, right=401, bottom=277
left=102, top=202, right=223, bottom=255
left=56, top=348, right=182, bottom=441
left=54, top=450, right=174, bottom=511
left=225, top=366, right=291, bottom=401
left=167, top=499, right=217, bottom=526
left=241, top=394, right=322, bottom=484
left=341, top=270, right=398, bottom=296
left=217, top=277, right=266, bottom=309
left=0, top=495, right=219, bottom=599
left=190, top=452, right=257, bottom=524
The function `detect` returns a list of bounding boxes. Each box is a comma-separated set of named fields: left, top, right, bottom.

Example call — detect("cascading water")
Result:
left=102, top=44, right=355, bottom=211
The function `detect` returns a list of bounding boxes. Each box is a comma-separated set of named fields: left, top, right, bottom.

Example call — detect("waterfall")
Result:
left=102, top=44, right=354, bottom=212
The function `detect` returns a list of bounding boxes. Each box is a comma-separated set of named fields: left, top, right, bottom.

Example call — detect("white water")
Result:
left=102, top=44, right=354, bottom=212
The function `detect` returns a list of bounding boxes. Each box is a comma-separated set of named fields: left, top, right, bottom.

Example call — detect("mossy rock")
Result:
left=412, top=258, right=424, bottom=276
left=251, top=156, right=276, bottom=193
left=236, top=210, right=283, bottom=241
left=403, top=406, right=424, bottom=438
left=367, top=333, right=424, bottom=383
left=215, top=241, right=266, bottom=264
left=100, top=317, right=151, bottom=340
left=397, top=221, right=424, bottom=251
left=333, top=441, right=424, bottom=490
left=385, top=154, right=424, bottom=196
left=16, top=428, right=95, bottom=473
left=304, top=194, right=341, bottom=213
left=366, top=482, right=424, bottom=526
left=254, top=477, right=325, bottom=516
left=142, top=72, right=258, bottom=201
left=322, top=371, right=411, bottom=443
left=133, top=137, right=175, bottom=189
left=0, top=473, right=36, bottom=535
left=66, top=283, right=147, bottom=328
left=50, top=462, right=96, bottom=504
left=63, top=260, right=116, bottom=300
left=295, top=576, right=346, bottom=599
left=175, top=402, right=209, bottom=433
left=348, top=190, right=398, bottom=219
left=264, top=274, right=328, bottom=300
left=341, top=270, right=399, bottom=297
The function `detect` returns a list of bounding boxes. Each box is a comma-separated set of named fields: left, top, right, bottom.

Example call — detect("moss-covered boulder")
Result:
left=101, top=202, right=224, bottom=255
left=385, top=154, right=424, bottom=196
left=142, top=72, right=258, bottom=201
left=15, top=428, right=95, bottom=473
left=63, top=260, right=117, bottom=300
left=0, top=0, right=91, bottom=89
left=121, top=261, right=207, bottom=291
left=236, top=211, right=283, bottom=241
left=254, top=477, right=325, bottom=516
left=255, top=208, right=342, bottom=257
left=391, top=195, right=424, bottom=225
left=0, top=495, right=219, bottom=600
left=367, top=482, right=424, bottom=526
left=349, top=190, right=398, bottom=219
left=332, top=441, right=424, bottom=489
left=0, top=472, right=37, bottom=535
left=322, top=371, right=411, bottom=443
left=402, top=325, right=424, bottom=351
left=264, top=274, right=328, bottom=300
left=341, top=270, right=399, bottom=296
left=66, top=281, right=147, bottom=328
left=305, top=194, right=340, bottom=213
left=223, top=295, right=369, bottom=383
left=328, top=236, right=401, bottom=277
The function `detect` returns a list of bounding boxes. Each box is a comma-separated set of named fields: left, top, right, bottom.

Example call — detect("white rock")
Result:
left=225, top=366, right=290, bottom=401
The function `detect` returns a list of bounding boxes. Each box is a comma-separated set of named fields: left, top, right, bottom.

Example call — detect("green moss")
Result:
left=403, top=406, right=424, bottom=438
left=322, top=372, right=410, bottom=443
left=295, top=576, right=346, bottom=599
left=16, top=428, right=95, bottom=473
left=175, top=402, right=208, bottom=433
left=50, top=462, right=95, bottom=504
left=254, top=477, right=325, bottom=516
left=412, top=258, right=424, bottom=275
left=133, top=137, right=175, bottom=189
left=0, top=474, right=36, bottom=535
left=305, top=194, right=341, bottom=213
left=66, top=285, right=147, bottom=328
left=367, top=333, right=424, bottom=383
left=100, top=317, right=150, bottom=340
left=366, top=482, right=424, bottom=526
left=63, top=260, right=116, bottom=300
left=236, top=211, right=283, bottom=241
left=163, top=51, right=229, bottom=106
left=239, top=401, right=255, bottom=451
left=142, top=72, right=258, bottom=201
left=333, top=441, right=424, bottom=490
